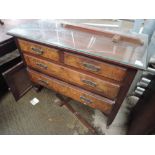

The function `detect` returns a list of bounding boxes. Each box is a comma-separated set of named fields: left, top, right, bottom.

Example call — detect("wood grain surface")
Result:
left=18, top=39, right=60, bottom=62
left=64, top=52, right=127, bottom=82
left=28, top=69, right=114, bottom=114
left=24, top=54, right=121, bottom=100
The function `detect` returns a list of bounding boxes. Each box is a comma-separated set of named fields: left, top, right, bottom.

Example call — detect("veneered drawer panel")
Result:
left=28, top=69, right=114, bottom=114
left=18, top=39, right=60, bottom=61
left=64, top=53, right=127, bottom=82
left=24, top=54, right=121, bottom=100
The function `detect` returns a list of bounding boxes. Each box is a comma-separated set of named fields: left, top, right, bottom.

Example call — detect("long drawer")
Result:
left=64, top=52, right=127, bottom=82
left=28, top=68, right=114, bottom=114
left=24, top=54, right=121, bottom=100
left=18, top=39, right=60, bottom=62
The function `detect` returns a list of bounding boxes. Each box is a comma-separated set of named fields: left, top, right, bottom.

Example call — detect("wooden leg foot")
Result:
left=0, top=20, right=4, bottom=25
left=33, top=84, right=43, bottom=92
left=106, top=125, right=110, bottom=129
left=55, top=93, right=71, bottom=107
left=55, top=94, right=97, bottom=134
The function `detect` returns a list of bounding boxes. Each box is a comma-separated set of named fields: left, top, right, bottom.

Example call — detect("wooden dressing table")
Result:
left=4, top=20, right=148, bottom=130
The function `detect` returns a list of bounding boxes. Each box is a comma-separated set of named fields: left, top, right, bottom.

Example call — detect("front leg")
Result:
left=33, top=83, right=43, bottom=92
left=0, top=20, right=4, bottom=25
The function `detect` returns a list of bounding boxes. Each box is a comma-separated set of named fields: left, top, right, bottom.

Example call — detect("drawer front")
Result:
left=18, top=39, right=60, bottom=61
left=28, top=69, right=114, bottom=114
left=24, top=54, right=121, bottom=100
left=64, top=53, right=127, bottom=82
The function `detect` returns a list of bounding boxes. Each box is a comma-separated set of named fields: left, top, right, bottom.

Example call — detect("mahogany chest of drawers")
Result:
left=5, top=20, right=148, bottom=126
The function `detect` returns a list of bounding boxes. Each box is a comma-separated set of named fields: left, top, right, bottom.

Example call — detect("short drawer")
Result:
left=64, top=53, right=127, bottom=82
left=28, top=69, right=114, bottom=114
left=18, top=39, right=60, bottom=62
left=24, top=54, right=121, bottom=100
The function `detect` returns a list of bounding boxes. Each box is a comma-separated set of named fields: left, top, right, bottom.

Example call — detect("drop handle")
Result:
left=81, top=79, right=97, bottom=87
left=38, top=79, right=49, bottom=85
left=82, top=62, right=101, bottom=72
left=31, top=47, right=44, bottom=55
left=80, top=96, right=92, bottom=104
left=36, top=62, right=48, bottom=70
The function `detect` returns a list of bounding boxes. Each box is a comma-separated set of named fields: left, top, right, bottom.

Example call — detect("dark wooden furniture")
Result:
left=128, top=74, right=155, bottom=134
left=4, top=20, right=148, bottom=126
left=0, top=50, right=21, bottom=96
left=0, top=21, right=18, bottom=95
left=0, top=20, right=4, bottom=25
left=0, top=20, right=35, bottom=96
left=0, top=38, right=16, bottom=57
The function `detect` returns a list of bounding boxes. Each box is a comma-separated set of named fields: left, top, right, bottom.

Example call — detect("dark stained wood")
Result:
left=55, top=93, right=71, bottom=106
left=0, top=20, right=4, bottom=25
left=2, top=62, right=32, bottom=101
left=33, top=84, right=43, bottom=92
left=127, top=78, right=155, bottom=135
left=107, top=68, right=137, bottom=126
left=18, top=39, right=60, bottom=62
left=59, top=50, right=64, bottom=63
left=64, top=52, right=127, bottom=82
left=61, top=21, right=144, bottom=45
left=28, top=68, right=114, bottom=115
left=0, top=54, right=21, bottom=96
left=24, top=54, right=121, bottom=100
left=0, top=38, right=16, bottom=57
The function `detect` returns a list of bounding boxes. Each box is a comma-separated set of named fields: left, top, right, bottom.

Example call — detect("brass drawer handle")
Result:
left=81, top=79, right=97, bottom=87
left=36, top=62, right=47, bottom=69
left=31, top=47, right=44, bottom=55
left=82, top=62, right=101, bottom=72
left=38, top=79, right=49, bottom=85
left=80, top=96, right=92, bottom=104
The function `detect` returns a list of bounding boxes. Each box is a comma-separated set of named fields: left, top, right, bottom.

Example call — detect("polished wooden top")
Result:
left=8, top=20, right=148, bottom=69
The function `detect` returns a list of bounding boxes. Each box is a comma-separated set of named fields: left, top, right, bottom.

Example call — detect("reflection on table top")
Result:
left=8, top=19, right=148, bottom=69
